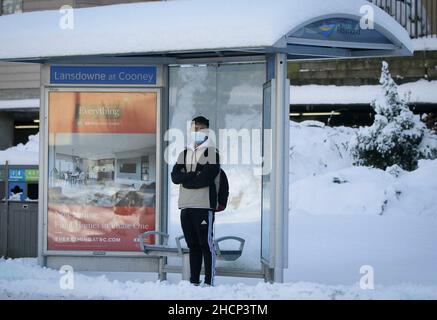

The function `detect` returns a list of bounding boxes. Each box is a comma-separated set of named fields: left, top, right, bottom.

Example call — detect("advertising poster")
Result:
left=47, top=91, right=157, bottom=252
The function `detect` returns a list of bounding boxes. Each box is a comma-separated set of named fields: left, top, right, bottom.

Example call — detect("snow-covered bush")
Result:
left=351, top=62, right=436, bottom=171
left=289, top=121, right=355, bottom=182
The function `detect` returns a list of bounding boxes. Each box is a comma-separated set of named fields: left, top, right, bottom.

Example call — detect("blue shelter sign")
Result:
left=290, top=18, right=392, bottom=44
left=50, top=66, right=157, bottom=85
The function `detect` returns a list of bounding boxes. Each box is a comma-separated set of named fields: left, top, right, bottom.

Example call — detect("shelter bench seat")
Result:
left=139, top=231, right=245, bottom=281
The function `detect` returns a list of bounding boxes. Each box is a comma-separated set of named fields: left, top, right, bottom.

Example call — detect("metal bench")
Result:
left=139, top=231, right=245, bottom=281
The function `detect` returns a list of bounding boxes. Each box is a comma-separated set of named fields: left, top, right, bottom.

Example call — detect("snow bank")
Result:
left=291, top=161, right=437, bottom=216
left=387, top=159, right=437, bottom=217
left=290, top=121, right=355, bottom=182
left=290, top=80, right=437, bottom=105
left=0, top=134, right=39, bottom=165
left=1, top=258, right=437, bottom=300
left=290, top=121, right=437, bottom=217
left=291, top=166, right=393, bottom=216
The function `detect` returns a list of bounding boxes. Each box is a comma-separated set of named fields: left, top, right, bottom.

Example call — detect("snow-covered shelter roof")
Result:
left=0, top=0, right=413, bottom=62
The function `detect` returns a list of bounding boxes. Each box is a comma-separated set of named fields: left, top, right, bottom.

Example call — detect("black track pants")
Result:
left=180, top=208, right=216, bottom=286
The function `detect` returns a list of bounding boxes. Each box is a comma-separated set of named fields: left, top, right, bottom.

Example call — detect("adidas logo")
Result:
left=201, top=220, right=207, bottom=225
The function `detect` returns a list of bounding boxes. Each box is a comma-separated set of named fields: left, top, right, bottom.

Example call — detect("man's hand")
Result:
left=185, top=171, right=196, bottom=181
left=171, top=154, right=197, bottom=185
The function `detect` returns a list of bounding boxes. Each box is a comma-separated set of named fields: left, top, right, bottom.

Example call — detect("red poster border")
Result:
left=44, top=88, right=161, bottom=255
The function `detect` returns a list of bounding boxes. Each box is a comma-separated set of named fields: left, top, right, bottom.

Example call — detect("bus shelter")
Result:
left=0, top=0, right=413, bottom=283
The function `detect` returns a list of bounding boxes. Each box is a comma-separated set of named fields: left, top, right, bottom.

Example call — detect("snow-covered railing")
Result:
left=369, top=0, right=437, bottom=38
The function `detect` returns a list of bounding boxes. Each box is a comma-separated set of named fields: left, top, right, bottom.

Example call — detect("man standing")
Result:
left=171, top=116, right=220, bottom=287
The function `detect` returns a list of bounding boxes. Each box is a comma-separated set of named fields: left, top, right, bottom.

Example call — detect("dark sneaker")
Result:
left=190, top=281, right=201, bottom=287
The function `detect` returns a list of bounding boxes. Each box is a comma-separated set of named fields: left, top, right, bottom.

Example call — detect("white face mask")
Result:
left=191, top=131, right=207, bottom=145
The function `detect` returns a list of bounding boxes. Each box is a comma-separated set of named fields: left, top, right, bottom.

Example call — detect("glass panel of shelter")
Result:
left=167, top=63, right=265, bottom=270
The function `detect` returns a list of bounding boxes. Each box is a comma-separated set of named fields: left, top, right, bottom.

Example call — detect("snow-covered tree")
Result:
left=351, top=61, right=436, bottom=171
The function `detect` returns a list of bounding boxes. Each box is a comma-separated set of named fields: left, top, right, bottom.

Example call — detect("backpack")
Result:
left=216, top=169, right=229, bottom=212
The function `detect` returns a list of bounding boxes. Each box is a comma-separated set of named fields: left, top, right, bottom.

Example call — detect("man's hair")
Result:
left=192, top=116, right=210, bottom=128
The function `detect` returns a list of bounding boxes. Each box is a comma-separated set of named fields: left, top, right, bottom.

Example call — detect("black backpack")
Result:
left=216, top=169, right=229, bottom=212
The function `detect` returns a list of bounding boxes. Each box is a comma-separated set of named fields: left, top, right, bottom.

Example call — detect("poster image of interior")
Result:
left=46, top=91, right=158, bottom=252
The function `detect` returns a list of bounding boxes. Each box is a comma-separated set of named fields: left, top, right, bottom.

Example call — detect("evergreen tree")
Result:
left=351, top=61, right=427, bottom=171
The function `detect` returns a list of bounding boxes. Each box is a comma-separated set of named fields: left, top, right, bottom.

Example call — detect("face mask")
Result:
left=191, top=131, right=207, bottom=145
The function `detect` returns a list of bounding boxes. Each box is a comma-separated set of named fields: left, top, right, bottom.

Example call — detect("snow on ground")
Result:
left=1, top=122, right=437, bottom=299
left=1, top=258, right=437, bottom=300
left=289, top=121, right=437, bottom=217
left=290, top=121, right=355, bottom=181
left=291, top=159, right=437, bottom=217
left=288, top=214, right=437, bottom=286
left=0, top=133, right=39, bottom=165
left=288, top=121, right=437, bottom=291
